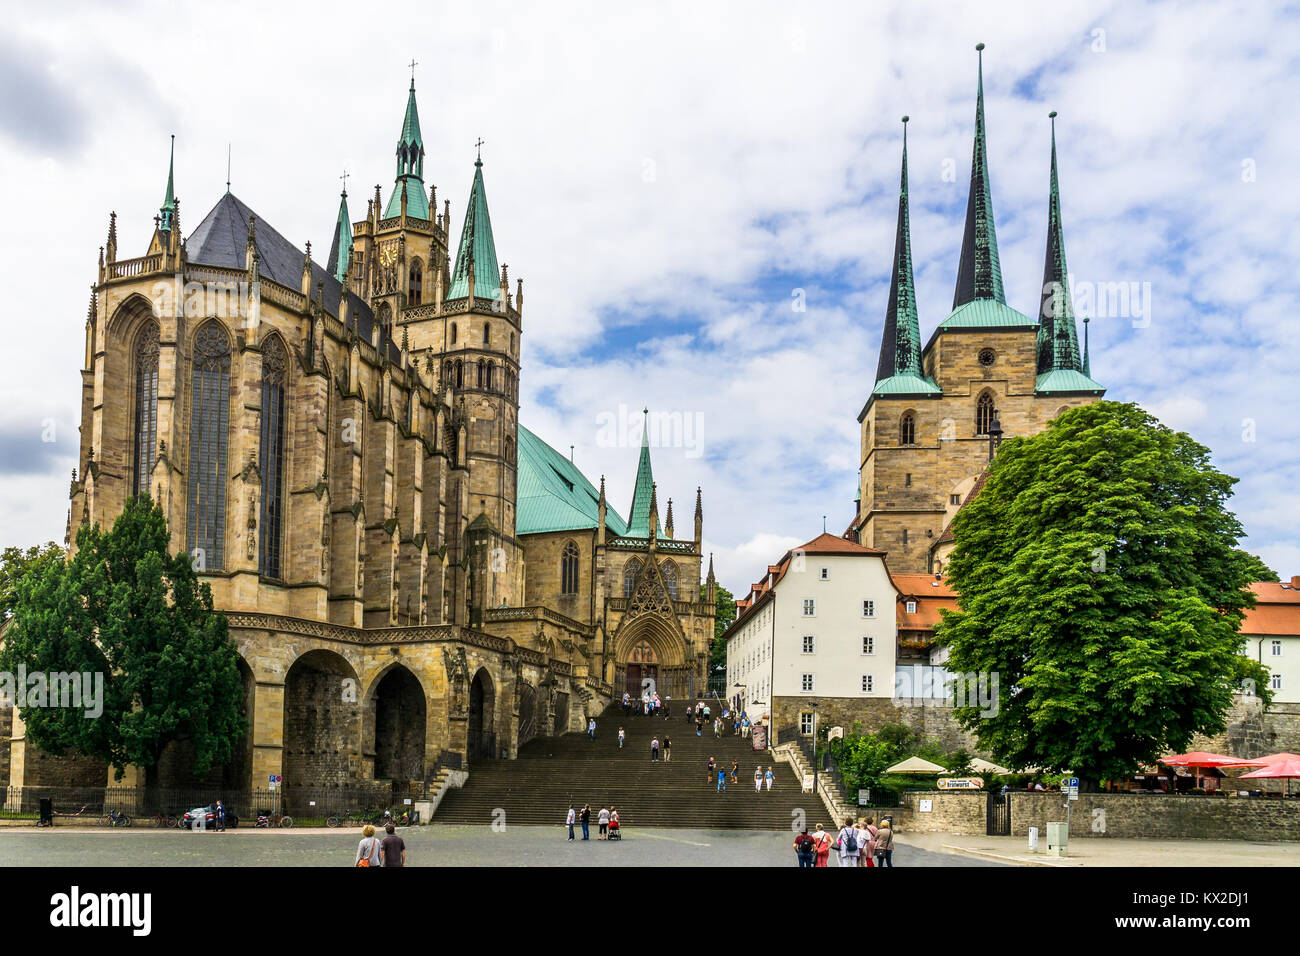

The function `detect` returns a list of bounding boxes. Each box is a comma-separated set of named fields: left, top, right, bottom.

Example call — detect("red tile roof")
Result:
left=1241, top=580, right=1300, bottom=637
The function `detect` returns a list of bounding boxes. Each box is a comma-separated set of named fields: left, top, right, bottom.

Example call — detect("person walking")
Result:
left=716, top=767, right=727, bottom=793
left=588, top=717, right=597, bottom=740
left=598, top=806, right=610, bottom=840
left=729, top=759, right=739, bottom=785
left=713, top=717, right=721, bottom=739
left=381, top=823, right=406, bottom=868
left=663, top=735, right=672, bottom=762
left=663, top=696, right=671, bottom=719
left=812, top=824, right=831, bottom=867
left=580, top=804, right=591, bottom=840
left=695, top=716, right=702, bottom=737
left=355, top=824, right=382, bottom=867
left=835, top=817, right=860, bottom=868
left=618, top=726, right=626, bottom=749
left=856, top=819, right=876, bottom=868
left=215, top=800, right=226, bottom=832
left=794, top=828, right=815, bottom=867
left=754, top=767, right=763, bottom=792
left=707, top=755, right=716, bottom=785
left=650, top=736, right=660, bottom=762
left=874, top=819, right=894, bottom=867
left=765, top=767, right=774, bottom=791
left=565, top=805, right=576, bottom=841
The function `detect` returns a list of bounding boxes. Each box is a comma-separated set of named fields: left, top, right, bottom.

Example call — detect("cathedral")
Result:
left=850, top=45, right=1105, bottom=573
left=8, top=76, right=715, bottom=796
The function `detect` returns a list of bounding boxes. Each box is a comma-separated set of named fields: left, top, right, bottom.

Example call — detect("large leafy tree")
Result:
left=938, top=401, right=1271, bottom=787
left=705, top=582, right=737, bottom=675
left=0, top=542, right=63, bottom=620
left=1, top=495, right=246, bottom=786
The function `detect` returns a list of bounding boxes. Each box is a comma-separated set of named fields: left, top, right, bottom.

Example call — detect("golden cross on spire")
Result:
left=340, top=168, right=349, bottom=196
left=409, top=59, right=418, bottom=87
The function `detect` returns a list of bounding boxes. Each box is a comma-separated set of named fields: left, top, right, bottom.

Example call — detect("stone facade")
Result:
left=771, top=695, right=980, bottom=753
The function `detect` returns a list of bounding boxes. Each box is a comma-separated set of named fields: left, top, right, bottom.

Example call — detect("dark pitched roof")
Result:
left=187, top=193, right=393, bottom=358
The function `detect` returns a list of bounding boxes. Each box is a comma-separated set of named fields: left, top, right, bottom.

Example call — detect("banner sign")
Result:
left=937, top=777, right=985, bottom=790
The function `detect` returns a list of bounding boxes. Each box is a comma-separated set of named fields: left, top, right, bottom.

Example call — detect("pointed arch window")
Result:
left=483, top=323, right=490, bottom=346
left=408, top=259, right=423, bottom=306
left=660, top=560, right=678, bottom=600
left=561, top=540, right=580, bottom=595
left=132, top=322, right=160, bottom=497
left=454, top=359, right=464, bottom=390
left=450, top=322, right=458, bottom=345
left=623, top=558, right=641, bottom=597
left=976, top=391, right=995, bottom=436
left=187, top=321, right=231, bottom=571
left=899, top=411, right=916, bottom=446
left=259, top=334, right=288, bottom=578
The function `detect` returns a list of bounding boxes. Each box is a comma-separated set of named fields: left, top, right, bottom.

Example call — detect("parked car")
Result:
left=180, top=804, right=239, bottom=830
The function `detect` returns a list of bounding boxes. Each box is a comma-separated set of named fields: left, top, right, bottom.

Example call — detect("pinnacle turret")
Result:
left=447, top=152, right=502, bottom=300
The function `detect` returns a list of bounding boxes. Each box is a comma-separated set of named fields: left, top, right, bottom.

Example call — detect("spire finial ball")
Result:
left=901, top=115, right=909, bottom=123
left=1049, top=110, right=1058, bottom=119
left=975, top=42, right=985, bottom=51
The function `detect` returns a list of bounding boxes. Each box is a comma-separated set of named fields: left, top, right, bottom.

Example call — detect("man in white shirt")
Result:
left=565, top=805, right=576, bottom=841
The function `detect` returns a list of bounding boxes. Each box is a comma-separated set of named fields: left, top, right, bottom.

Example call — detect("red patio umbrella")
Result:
left=1159, top=752, right=1240, bottom=790
left=1239, top=756, right=1300, bottom=799
left=1219, top=752, right=1300, bottom=769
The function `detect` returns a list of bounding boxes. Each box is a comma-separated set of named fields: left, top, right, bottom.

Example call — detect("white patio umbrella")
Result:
left=885, top=756, right=949, bottom=774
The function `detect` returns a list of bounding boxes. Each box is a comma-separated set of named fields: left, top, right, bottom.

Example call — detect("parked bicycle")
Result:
left=254, top=808, right=293, bottom=828
left=150, top=810, right=179, bottom=828
left=101, top=809, right=132, bottom=828
left=325, top=808, right=368, bottom=828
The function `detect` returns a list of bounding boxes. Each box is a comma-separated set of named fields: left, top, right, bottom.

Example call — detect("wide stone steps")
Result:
left=434, top=705, right=814, bottom=829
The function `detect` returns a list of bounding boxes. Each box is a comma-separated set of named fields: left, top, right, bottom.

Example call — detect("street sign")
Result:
left=1065, top=777, right=1079, bottom=788
left=858, top=789, right=870, bottom=806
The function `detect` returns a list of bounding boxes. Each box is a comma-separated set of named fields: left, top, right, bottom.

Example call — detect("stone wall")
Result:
left=896, top=790, right=1300, bottom=841
left=771, top=695, right=980, bottom=753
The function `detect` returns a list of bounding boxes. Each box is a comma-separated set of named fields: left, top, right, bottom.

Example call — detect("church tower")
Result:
left=854, top=45, right=1104, bottom=573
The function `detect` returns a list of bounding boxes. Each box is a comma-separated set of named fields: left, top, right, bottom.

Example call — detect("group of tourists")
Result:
left=353, top=823, right=406, bottom=868
left=620, top=691, right=669, bottom=718
left=565, top=803, right=620, bottom=841
left=705, top=757, right=775, bottom=792
left=793, top=817, right=893, bottom=867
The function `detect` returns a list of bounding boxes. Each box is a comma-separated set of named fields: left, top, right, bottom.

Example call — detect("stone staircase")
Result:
left=433, top=701, right=807, bottom=829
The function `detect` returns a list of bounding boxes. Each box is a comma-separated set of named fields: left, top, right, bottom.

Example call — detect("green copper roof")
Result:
left=1034, top=368, right=1105, bottom=395
left=624, top=411, right=655, bottom=537
left=1036, top=112, right=1084, bottom=376
left=517, top=425, right=628, bottom=535
left=875, top=117, right=935, bottom=392
left=326, top=189, right=352, bottom=283
left=447, top=159, right=502, bottom=299
left=160, top=135, right=176, bottom=232
left=382, top=81, right=429, bottom=219
left=952, top=44, right=1005, bottom=310
left=873, top=371, right=943, bottom=397
left=938, top=298, right=1034, bottom=329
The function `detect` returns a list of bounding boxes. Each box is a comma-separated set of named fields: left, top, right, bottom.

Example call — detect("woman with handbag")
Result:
left=874, top=819, right=894, bottom=867
left=355, top=824, right=382, bottom=868
left=812, top=824, right=831, bottom=867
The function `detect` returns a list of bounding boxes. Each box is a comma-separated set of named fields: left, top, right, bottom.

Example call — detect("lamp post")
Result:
left=987, top=411, right=1004, bottom=462
left=810, top=700, right=820, bottom=799
left=733, top=682, right=747, bottom=714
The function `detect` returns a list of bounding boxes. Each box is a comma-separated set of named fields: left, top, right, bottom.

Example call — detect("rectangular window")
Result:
left=862, top=636, right=875, bottom=655
left=802, top=635, right=815, bottom=654
left=801, top=673, right=815, bottom=692
left=905, top=600, right=917, bottom=614
left=819, top=566, right=829, bottom=580
left=862, top=600, right=875, bottom=618
left=1273, top=640, right=1283, bottom=657
left=905, top=473, right=912, bottom=487
left=802, top=599, right=816, bottom=616
left=800, top=712, right=814, bottom=735
left=902, top=529, right=909, bottom=546
left=1272, top=674, right=1283, bottom=691
left=862, top=675, right=874, bottom=693
left=950, top=494, right=962, bottom=505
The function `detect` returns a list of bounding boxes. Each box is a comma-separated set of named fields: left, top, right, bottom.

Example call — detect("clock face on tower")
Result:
left=379, top=242, right=398, bottom=271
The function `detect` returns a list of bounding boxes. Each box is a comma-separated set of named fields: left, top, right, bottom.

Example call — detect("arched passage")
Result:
left=467, top=668, right=496, bottom=761
left=612, top=614, right=694, bottom=703
left=282, top=649, right=361, bottom=787
left=369, top=665, right=427, bottom=783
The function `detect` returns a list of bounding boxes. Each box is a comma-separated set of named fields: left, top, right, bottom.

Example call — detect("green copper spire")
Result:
left=447, top=153, right=502, bottom=300
left=872, top=118, right=940, bottom=401
left=383, top=77, right=430, bottom=219
left=326, top=175, right=352, bottom=283
left=952, top=43, right=1005, bottom=309
left=625, top=409, right=656, bottom=537
left=159, top=135, right=176, bottom=232
left=1037, top=111, right=1082, bottom=375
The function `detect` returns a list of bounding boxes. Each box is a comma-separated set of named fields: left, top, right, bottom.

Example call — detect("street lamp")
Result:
left=987, top=410, right=1004, bottom=462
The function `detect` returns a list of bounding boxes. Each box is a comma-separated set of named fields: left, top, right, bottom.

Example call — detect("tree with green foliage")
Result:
left=1, top=542, right=63, bottom=620
left=938, top=401, right=1273, bottom=788
left=1, top=495, right=246, bottom=788
left=705, top=582, right=736, bottom=676
left=828, top=722, right=972, bottom=798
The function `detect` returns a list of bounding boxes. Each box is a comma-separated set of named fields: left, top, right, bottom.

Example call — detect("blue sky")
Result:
left=0, top=0, right=1296, bottom=595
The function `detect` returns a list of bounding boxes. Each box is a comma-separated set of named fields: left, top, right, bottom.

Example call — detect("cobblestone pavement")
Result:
left=903, top=832, right=1300, bottom=867
left=0, top=826, right=1005, bottom=867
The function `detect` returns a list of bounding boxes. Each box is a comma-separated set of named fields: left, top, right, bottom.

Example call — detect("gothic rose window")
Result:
left=187, top=320, right=231, bottom=570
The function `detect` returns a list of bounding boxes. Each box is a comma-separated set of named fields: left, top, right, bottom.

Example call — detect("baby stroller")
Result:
left=607, top=818, right=622, bottom=841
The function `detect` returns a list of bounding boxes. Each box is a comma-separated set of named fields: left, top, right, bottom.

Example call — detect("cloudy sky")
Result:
left=0, top=0, right=1296, bottom=595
